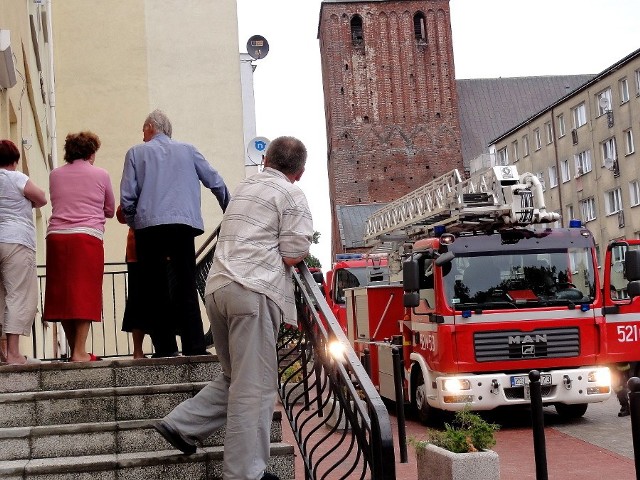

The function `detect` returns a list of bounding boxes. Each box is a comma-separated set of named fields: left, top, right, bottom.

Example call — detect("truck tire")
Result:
left=554, top=403, right=588, bottom=419
left=412, top=369, right=433, bottom=424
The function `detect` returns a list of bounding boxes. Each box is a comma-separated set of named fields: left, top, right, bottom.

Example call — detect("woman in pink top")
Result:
left=43, top=131, right=115, bottom=362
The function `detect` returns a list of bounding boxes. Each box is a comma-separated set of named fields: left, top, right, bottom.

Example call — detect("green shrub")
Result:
left=280, top=361, right=304, bottom=383
left=414, top=408, right=499, bottom=454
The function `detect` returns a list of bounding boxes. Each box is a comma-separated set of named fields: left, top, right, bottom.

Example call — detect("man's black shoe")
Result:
left=619, top=405, right=631, bottom=417
left=261, top=473, right=280, bottom=480
left=152, top=420, right=197, bottom=455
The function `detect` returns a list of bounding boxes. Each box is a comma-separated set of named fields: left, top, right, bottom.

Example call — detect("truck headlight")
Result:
left=587, top=368, right=611, bottom=387
left=442, top=378, right=471, bottom=392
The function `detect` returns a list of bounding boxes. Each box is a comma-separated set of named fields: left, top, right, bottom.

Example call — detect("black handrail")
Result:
left=278, top=264, right=396, bottom=480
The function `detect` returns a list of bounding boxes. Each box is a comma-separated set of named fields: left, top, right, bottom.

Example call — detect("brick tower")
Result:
left=318, top=0, right=463, bottom=257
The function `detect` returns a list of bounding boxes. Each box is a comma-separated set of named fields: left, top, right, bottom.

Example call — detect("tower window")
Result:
left=351, top=15, right=364, bottom=47
left=413, top=12, right=426, bottom=43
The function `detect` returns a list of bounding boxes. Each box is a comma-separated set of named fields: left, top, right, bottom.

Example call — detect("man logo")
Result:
left=522, top=345, right=535, bottom=356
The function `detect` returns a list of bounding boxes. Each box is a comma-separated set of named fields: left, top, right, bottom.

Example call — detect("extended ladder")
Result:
left=364, top=165, right=557, bottom=245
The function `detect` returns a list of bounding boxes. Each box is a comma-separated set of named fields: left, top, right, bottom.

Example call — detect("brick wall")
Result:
left=319, top=0, right=463, bottom=256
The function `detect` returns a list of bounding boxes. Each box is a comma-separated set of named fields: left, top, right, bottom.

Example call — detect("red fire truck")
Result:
left=340, top=165, right=636, bottom=422
left=323, top=253, right=389, bottom=334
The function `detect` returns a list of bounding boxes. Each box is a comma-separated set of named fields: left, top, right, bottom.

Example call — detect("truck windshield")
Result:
left=334, top=266, right=390, bottom=304
left=441, top=231, right=596, bottom=310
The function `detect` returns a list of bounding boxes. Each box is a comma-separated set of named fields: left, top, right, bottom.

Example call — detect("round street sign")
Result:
left=247, top=136, right=270, bottom=166
left=247, top=35, right=269, bottom=60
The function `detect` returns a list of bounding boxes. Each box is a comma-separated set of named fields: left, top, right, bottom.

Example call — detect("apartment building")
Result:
left=0, top=0, right=55, bottom=263
left=491, top=47, right=640, bottom=265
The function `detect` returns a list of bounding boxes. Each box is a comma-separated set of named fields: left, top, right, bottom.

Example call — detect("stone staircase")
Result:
left=0, top=356, right=294, bottom=479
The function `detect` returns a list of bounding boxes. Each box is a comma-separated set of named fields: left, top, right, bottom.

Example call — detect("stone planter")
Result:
left=416, top=443, right=499, bottom=480
left=279, top=381, right=305, bottom=405
left=322, top=397, right=365, bottom=430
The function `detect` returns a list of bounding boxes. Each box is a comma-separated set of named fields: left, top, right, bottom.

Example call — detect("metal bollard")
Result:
left=362, top=348, right=371, bottom=378
left=529, top=370, right=549, bottom=480
left=392, top=347, right=408, bottom=463
left=628, top=376, right=640, bottom=480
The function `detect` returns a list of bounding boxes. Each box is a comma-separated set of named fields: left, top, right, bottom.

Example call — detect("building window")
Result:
left=602, top=137, right=617, bottom=166
left=574, top=150, right=592, bottom=177
left=497, top=147, right=508, bottom=166
left=536, top=172, right=546, bottom=191
left=548, top=165, right=558, bottom=188
left=580, top=197, right=596, bottom=222
left=413, top=12, right=426, bottom=43
left=522, top=135, right=530, bottom=156
left=624, top=129, right=634, bottom=155
left=351, top=15, right=364, bottom=47
left=572, top=102, right=587, bottom=128
left=567, top=204, right=574, bottom=221
left=620, top=78, right=630, bottom=104
left=561, top=159, right=570, bottom=183
left=605, top=188, right=623, bottom=215
left=557, top=114, right=566, bottom=137
left=544, top=122, right=553, bottom=144
left=635, top=69, right=640, bottom=96
left=534, top=128, right=541, bottom=150
left=597, top=88, right=613, bottom=115
left=511, top=140, right=519, bottom=161
left=629, top=180, right=640, bottom=207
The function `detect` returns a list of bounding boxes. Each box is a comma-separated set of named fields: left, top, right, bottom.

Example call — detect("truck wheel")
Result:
left=554, top=403, right=588, bottom=419
left=412, top=372, right=433, bottom=424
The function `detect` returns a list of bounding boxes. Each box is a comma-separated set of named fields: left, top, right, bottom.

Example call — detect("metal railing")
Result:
left=33, top=262, right=135, bottom=360
left=278, top=265, right=396, bottom=480
left=29, top=227, right=222, bottom=360
left=195, top=228, right=396, bottom=479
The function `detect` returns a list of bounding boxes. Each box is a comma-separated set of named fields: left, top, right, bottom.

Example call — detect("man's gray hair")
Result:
left=145, top=109, right=172, bottom=138
left=265, top=136, right=307, bottom=175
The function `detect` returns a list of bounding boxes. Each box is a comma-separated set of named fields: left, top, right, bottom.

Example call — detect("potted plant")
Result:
left=412, top=408, right=500, bottom=480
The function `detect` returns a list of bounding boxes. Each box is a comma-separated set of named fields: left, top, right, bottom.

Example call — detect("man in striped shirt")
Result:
left=154, top=136, right=313, bottom=480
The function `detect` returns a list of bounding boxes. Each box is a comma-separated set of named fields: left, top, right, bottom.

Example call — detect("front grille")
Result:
left=474, top=327, right=580, bottom=362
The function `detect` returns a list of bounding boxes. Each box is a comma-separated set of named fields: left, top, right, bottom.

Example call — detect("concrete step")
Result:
left=0, top=442, right=294, bottom=480
left=0, top=382, right=208, bottom=428
left=0, top=355, right=295, bottom=479
left=0, top=412, right=283, bottom=461
left=0, top=356, right=219, bottom=394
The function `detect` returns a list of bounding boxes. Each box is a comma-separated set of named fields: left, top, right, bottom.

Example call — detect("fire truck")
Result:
left=339, top=165, right=640, bottom=422
left=323, top=253, right=389, bottom=334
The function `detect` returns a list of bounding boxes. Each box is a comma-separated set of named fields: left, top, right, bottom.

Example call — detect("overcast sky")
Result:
left=236, top=0, right=640, bottom=270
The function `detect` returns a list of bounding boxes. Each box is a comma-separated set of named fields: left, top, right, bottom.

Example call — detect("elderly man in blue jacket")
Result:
left=120, top=109, right=229, bottom=357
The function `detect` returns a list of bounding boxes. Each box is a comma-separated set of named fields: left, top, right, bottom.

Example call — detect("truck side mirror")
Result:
left=628, top=282, right=640, bottom=299
left=625, top=250, right=640, bottom=282
left=403, top=254, right=421, bottom=292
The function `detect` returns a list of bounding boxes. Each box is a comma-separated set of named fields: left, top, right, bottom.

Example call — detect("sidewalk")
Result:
left=279, top=396, right=637, bottom=479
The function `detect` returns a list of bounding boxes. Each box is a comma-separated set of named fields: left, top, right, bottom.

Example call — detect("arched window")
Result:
left=413, top=12, right=426, bottom=43
left=351, top=15, right=364, bottom=46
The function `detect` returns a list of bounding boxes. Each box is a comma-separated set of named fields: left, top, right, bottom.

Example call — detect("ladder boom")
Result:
left=364, top=165, right=560, bottom=245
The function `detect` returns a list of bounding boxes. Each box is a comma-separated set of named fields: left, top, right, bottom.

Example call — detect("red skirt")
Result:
left=43, top=233, right=104, bottom=322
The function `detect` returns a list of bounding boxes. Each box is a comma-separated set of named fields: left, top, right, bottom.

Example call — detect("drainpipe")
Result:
left=46, top=0, right=57, bottom=168
left=45, top=0, right=64, bottom=358
left=550, top=107, right=564, bottom=227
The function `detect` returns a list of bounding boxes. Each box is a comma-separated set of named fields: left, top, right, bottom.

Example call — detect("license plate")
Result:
left=510, top=373, right=552, bottom=387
